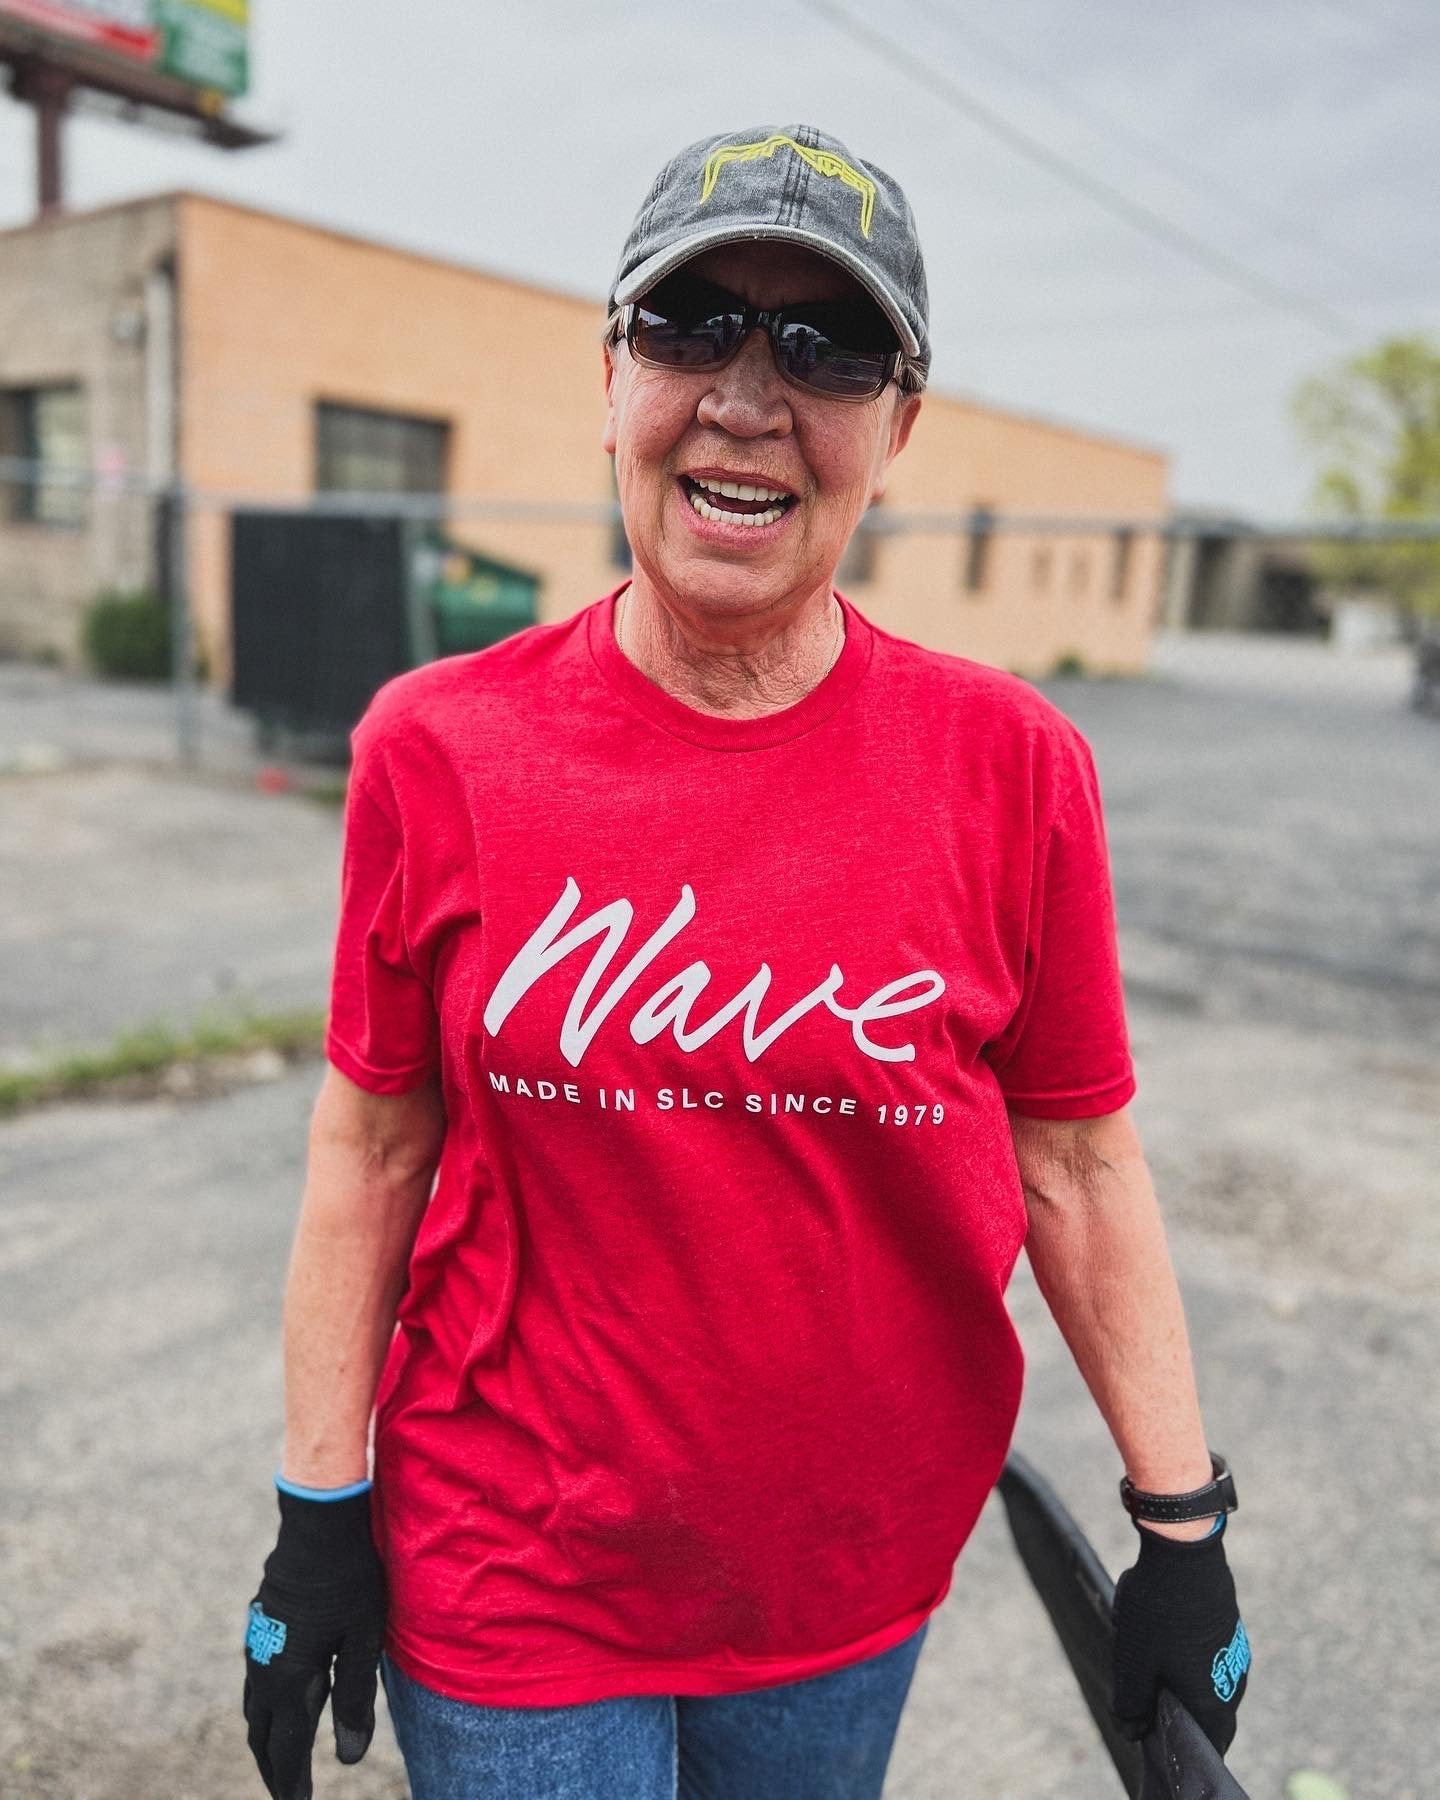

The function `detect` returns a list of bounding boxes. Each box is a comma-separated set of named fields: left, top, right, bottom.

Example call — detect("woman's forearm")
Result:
left=1013, top=1108, right=1216, bottom=1537
left=280, top=1070, right=446, bottom=1488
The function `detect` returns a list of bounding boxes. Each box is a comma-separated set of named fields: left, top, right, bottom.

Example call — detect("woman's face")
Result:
left=603, top=241, right=921, bottom=626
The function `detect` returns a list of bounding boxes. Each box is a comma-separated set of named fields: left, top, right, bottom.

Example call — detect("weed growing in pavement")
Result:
left=0, top=1006, right=328, bottom=1115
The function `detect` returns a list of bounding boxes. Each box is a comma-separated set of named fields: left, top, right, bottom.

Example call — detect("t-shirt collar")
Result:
left=587, top=583, right=873, bottom=752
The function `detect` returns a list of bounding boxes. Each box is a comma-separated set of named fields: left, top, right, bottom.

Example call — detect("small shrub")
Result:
left=1052, top=649, right=1087, bottom=678
left=82, top=589, right=171, bottom=680
left=302, top=776, right=350, bottom=809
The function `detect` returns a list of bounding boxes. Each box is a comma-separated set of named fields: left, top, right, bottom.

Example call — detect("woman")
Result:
left=244, top=125, right=1248, bottom=1800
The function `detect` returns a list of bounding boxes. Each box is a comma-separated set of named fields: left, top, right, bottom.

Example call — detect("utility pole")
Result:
left=10, top=58, right=74, bottom=217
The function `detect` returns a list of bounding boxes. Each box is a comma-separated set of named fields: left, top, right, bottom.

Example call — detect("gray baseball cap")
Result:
left=609, top=124, right=930, bottom=376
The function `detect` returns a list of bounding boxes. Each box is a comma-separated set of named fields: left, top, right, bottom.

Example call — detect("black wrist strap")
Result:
left=1119, top=1452, right=1238, bottom=1524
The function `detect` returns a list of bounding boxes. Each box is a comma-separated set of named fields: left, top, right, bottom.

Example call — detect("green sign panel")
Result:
left=153, top=0, right=248, bottom=98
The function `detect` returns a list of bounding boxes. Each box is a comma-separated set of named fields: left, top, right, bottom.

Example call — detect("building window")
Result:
left=838, top=498, right=882, bottom=586
left=1030, top=544, right=1052, bottom=591
left=609, top=462, right=631, bottom=571
left=962, top=504, right=994, bottom=594
left=315, top=402, right=449, bottom=496
left=1070, top=550, right=1090, bottom=597
left=1111, top=528, right=1134, bottom=603
left=0, top=384, right=87, bottom=526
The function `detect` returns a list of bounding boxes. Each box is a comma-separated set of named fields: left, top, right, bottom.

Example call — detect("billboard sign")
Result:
left=0, top=0, right=248, bottom=96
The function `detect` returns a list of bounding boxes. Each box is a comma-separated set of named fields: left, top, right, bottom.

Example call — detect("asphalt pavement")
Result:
left=0, top=633, right=1435, bottom=1799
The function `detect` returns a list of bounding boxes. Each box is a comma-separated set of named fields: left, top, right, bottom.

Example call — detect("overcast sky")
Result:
left=3, top=0, right=1437, bottom=515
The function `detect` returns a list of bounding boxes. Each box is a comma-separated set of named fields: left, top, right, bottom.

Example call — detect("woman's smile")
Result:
left=675, top=472, right=801, bottom=543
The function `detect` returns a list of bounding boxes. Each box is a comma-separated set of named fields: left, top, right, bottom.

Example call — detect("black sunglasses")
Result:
left=610, top=272, right=918, bottom=403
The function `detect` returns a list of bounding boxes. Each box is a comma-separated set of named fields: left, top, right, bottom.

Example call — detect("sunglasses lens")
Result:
left=776, top=300, right=896, bottom=398
left=630, top=278, right=743, bottom=369
left=778, top=323, right=892, bottom=397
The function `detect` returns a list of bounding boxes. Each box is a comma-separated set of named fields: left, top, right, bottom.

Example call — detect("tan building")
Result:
left=0, top=192, right=1169, bottom=684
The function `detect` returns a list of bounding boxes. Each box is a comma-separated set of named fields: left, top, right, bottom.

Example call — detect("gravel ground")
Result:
left=0, top=632, right=1435, bottom=1799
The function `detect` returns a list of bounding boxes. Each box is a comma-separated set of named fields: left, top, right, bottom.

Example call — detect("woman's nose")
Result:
left=695, top=328, right=794, bottom=437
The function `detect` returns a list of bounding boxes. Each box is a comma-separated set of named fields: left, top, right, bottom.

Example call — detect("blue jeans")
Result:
left=380, top=1621, right=929, bottom=1799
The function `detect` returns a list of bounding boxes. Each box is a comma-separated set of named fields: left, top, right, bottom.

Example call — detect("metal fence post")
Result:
left=167, top=479, right=199, bottom=768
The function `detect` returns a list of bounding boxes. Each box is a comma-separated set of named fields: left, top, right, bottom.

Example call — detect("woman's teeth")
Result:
left=686, top=476, right=792, bottom=528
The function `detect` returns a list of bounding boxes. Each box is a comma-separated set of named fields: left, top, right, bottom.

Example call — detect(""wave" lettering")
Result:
left=483, top=879, right=945, bottom=1070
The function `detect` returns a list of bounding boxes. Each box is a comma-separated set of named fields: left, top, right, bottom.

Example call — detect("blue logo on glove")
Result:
left=1211, top=1618, right=1250, bottom=1702
left=246, top=1601, right=288, bottom=1666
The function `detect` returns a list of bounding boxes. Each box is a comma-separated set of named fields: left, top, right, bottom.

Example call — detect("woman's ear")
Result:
left=871, top=392, right=922, bottom=504
left=601, top=344, right=619, bottom=455
left=888, top=390, right=922, bottom=461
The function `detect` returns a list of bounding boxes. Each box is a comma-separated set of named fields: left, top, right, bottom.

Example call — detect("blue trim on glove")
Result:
left=274, top=1472, right=373, bottom=1502
left=1136, top=1512, right=1227, bottom=1540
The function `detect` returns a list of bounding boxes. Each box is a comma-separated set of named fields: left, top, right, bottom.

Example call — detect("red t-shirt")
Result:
left=325, top=585, right=1136, bottom=1707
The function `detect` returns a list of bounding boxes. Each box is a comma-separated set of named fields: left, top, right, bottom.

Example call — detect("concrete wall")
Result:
left=0, top=197, right=177, bottom=660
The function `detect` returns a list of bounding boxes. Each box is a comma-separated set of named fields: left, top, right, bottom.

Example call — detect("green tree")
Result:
left=1292, top=333, right=1440, bottom=623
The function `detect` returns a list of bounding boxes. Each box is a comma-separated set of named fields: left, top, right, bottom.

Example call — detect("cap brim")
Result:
left=612, top=223, right=922, bottom=360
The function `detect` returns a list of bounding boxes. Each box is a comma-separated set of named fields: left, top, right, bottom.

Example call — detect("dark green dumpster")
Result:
left=230, top=512, right=542, bottom=757
left=412, top=538, right=540, bottom=657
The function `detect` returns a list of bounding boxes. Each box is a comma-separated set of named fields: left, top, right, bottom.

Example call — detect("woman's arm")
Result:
left=280, top=1065, right=448, bottom=1488
left=1009, top=1103, right=1217, bottom=1541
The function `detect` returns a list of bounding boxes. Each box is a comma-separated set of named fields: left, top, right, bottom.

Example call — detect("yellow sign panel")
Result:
left=187, top=0, right=246, bottom=22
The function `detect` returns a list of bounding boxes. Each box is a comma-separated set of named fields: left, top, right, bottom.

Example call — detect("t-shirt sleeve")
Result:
left=985, top=735, right=1137, bottom=1119
left=324, top=770, right=442, bottom=1095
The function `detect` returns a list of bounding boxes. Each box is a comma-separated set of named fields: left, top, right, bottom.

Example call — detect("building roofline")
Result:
left=920, top=378, right=1168, bottom=465
left=0, top=188, right=1167, bottom=463
left=176, top=189, right=607, bottom=314
left=0, top=187, right=605, bottom=313
left=0, top=189, right=180, bottom=245
left=207, top=189, right=612, bottom=313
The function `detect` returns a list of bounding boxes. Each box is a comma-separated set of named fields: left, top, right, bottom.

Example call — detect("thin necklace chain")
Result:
left=615, top=589, right=845, bottom=679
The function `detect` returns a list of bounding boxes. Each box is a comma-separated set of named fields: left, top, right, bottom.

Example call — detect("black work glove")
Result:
left=1111, top=1521, right=1250, bottom=1756
left=243, top=1485, right=387, bottom=1800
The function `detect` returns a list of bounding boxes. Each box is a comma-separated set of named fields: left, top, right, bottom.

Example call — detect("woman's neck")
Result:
left=614, top=580, right=845, bottom=720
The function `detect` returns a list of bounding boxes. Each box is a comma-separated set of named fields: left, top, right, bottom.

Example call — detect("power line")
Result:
left=1296, top=0, right=1426, bottom=42
left=914, top=0, right=1413, bottom=296
left=796, top=0, right=1359, bottom=342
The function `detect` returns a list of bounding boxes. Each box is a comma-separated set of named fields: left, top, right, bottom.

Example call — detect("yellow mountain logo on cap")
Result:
left=700, top=134, right=877, bottom=239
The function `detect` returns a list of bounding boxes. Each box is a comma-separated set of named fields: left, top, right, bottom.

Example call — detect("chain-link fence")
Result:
left=4, top=453, right=1438, bottom=768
